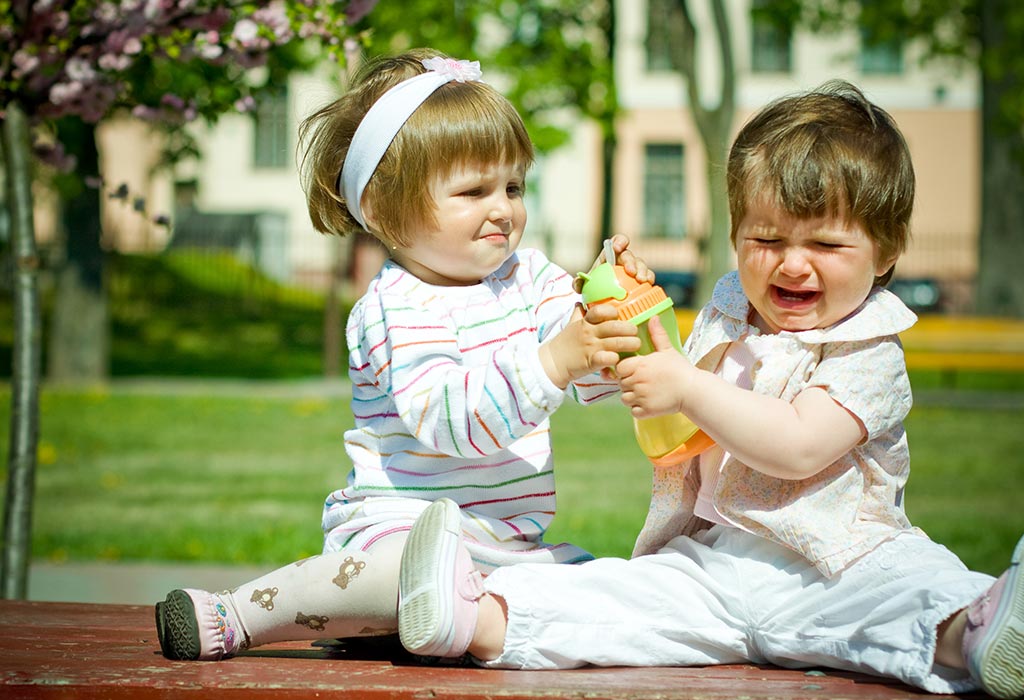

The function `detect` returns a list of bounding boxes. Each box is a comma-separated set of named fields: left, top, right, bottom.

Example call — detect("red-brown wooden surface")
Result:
left=0, top=599, right=984, bottom=699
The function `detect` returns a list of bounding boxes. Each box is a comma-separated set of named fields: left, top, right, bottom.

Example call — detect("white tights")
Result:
left=222, top=533, right=405, bottom=647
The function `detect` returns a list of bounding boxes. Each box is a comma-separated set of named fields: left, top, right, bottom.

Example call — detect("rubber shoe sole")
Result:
left=969, top=534, right=1024, bottom=699
left=155, top=589, right=202, bottom=660
left=398, top=499, right=465, bottom=657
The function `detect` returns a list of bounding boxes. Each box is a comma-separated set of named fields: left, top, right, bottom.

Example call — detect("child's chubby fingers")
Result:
left=615, top=354, right=641, bottom=381
left=591, top=349, right=623, bottom=370
left=580, top=304, right=641, bottom=355
left=617, top=251, right=654, bottom=285
left=608, top=233, right=632, bottom=256
left=609, top=234, right=655, bottom=284
left=583, top=303, right=639, bottom=339
left=581, top=303, right=618, bottom=324
left=595, top=332, right=640, bottom=357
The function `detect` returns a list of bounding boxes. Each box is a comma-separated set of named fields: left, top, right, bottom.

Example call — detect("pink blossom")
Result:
left=195, top=30, right=223, bottom=59
left=104, top=29, right=132, bottom=54
left=144, top=0, right=164, bottom=21
left=199, top=42, right=223, bottom=59
left=95, top=3, right=119, bottom=23
left=345, top=0, right=380, bottom=25
left=232, top=18, right=260, bottom=46
left=66, top=57, right=98, bottom=82
left=50, top=82, right=83, bottom=106
left=343, top=37, right=361, bottom=64
left=160, top=93, right=186, bottom=110
left=12, top=50, right=40, bottom=78
left=51, top=11, right=70, bottom=32
left=132, top=105, right=160, bottom=120
left=234, top=95, right=256, bottom=112
left=253, top=1, right=292, bottom=42
left=4, top=0, right=372, bottom=154
left=99, top=53, right=132, bottom=71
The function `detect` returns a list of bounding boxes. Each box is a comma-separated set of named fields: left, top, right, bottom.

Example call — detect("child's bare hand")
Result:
left=607, top=234, right=654, bottom=285
left=573, top=234, right=654, bottom=293
left=539, top=304, right=640, bottom=389
left=617, top=314, right=691, bottom=418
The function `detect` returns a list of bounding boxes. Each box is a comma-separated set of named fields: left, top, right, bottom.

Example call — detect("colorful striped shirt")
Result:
left=322, top=249, right=618, bottom=571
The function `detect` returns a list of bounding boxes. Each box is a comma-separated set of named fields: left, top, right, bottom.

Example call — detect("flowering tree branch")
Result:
left=1, top=0, right=378, bottom=155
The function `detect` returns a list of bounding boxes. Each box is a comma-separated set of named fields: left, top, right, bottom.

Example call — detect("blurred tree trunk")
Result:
left=976, top=0, right=1024, bottom=317
left=596, top=1, right=618, bottom=259
left=670, top=0, right=735, bottom=306
left=49, top=117, right=108, bottom=382
left=2, top=100, right=42, bottom=600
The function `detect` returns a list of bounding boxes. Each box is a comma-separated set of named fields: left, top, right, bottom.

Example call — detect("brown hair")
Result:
left=727, top=80, right=914, bottom=285
left=299, top=48, right=534, bottom=248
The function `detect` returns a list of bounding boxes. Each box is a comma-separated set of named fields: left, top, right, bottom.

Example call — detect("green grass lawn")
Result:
left=1, top=383, right=1022, bottom=576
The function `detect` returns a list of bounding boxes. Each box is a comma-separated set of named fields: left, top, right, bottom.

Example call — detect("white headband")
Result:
left=339, top=56, right=483, bottom=231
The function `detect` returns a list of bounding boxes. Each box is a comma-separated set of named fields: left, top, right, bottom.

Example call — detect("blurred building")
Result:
left=94, top=0, right=979, bottom=311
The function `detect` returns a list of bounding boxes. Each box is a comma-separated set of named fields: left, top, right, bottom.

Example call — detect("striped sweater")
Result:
left=322, top=249, right=618, bottom=571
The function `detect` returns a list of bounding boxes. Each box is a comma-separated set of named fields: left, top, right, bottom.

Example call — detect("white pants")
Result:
left=483, top=526, right=993, bottom=694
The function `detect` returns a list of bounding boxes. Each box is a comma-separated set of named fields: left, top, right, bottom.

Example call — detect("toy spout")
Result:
left=578, top=259, right=714, bottom=466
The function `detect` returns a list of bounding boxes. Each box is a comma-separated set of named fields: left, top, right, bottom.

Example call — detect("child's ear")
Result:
left=875, top=254, right=898, bottom=279
left=360, top=198, right=379, bottom=231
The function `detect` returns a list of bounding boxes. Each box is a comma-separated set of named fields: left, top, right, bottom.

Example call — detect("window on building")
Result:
left=253, top=87, right=289, bottom=169
left=859, top=29, right=903, bottom=74
left=643, top=143, right=685, bottom=239
left=646, top=0, right=682, bottom=72
left=750, top=0, right=792, bottom=74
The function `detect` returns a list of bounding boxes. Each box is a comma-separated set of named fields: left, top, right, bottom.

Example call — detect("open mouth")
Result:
left=772, top=285, right=820, bottom=305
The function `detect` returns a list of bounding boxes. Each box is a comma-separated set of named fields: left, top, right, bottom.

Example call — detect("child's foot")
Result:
left=155, top=588, right=247, bottom=660
left=962, top=533, right=1024, bottom=699
left=398, top=498, right=484, bottom=658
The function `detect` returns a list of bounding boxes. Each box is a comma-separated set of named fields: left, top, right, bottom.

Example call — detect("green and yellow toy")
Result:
left=578, top=247, right=714, bottom=467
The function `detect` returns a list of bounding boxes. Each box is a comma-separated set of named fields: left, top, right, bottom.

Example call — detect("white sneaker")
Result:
left=398, top=499, right=484, bottom=658
left=962, top=533, right=1024, bottom=699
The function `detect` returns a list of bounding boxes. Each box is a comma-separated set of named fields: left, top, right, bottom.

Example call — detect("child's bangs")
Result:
left=405, top=83, right=534, bottom=179
left=750, top=131, right=855, bottom=223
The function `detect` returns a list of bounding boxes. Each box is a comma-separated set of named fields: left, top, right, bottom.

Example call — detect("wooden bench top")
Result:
left=0, top=599, right=984, bottom=699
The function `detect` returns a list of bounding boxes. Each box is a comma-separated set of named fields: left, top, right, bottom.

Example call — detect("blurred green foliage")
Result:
left=0, top=251, right=342, bottom=379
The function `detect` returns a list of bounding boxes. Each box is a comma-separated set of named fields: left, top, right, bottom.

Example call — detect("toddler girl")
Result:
left=155, top=48, right=649, bottom=661
left=396, top=80, right=1024, bottom=699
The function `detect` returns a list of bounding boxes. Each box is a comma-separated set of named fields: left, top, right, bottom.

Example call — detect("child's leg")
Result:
left=230, top=534, right=405, bottom=643
left=157, top=533, right=405, bottom=660
left=399, top=499, right=752, bottom=668
left=750, top=533, right=995, bottom=696
left=467, top=592, right=508, bottom=660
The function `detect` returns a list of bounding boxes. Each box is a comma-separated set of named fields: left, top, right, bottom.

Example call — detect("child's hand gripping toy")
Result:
left=578, top=242, right=714, bottom=467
